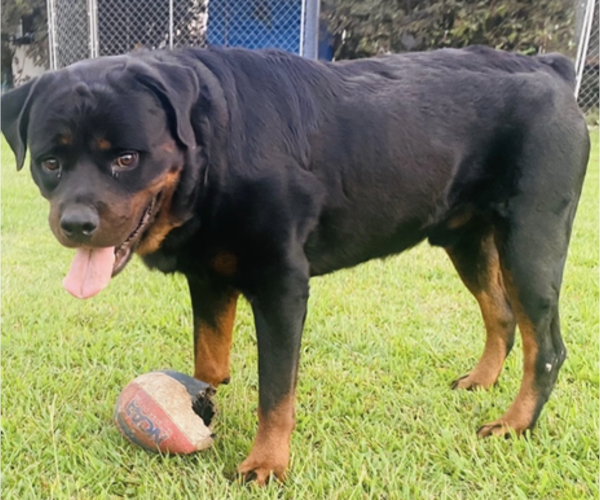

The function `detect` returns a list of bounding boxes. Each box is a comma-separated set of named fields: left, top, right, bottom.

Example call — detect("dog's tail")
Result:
left=535, top=53, right=577, bottom=89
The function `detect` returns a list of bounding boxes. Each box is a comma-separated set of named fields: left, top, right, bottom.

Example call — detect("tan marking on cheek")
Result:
left=49, top=203, right=68, bottom=246
left=160, top=140, right=177, bottom=153
left=211, top=252, right=238, bottom=276
left=136, top=167, right=184, bottom=256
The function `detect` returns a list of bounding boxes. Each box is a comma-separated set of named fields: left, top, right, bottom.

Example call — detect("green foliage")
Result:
left=1, top=0, right=47, bottom=85
left=322, top=0, right=576, bottom=60
left=1, top=0, right=42, bottom=29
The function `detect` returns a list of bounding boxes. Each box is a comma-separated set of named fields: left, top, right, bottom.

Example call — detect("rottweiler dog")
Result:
left=1, top=45, right=589, bottom=484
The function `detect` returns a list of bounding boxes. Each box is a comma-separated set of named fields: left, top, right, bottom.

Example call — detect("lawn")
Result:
left=1, top=133, right=598, bottom=499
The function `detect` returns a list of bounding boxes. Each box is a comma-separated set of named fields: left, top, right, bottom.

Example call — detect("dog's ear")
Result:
left=1, top=78, right=40, bottom=170
left=131, top=60, right=200, bottom=149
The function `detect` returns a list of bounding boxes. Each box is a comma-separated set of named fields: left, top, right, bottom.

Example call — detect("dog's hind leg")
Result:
left=476, top=128, right=588, bottom=437
left=446, top=226, right=516, bottom=390
left=475, top=229, right=567, bottom=435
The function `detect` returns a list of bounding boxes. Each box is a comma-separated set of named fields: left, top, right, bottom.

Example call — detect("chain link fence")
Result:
left=575, top=0, right=599, bottom=116
left=97, top=0, right=207, bottom=56
left=43, top=0, right=599, bottom=118
left=47, top=0, right=91, bottom=69
left=47, top=0, right=319, bottom=70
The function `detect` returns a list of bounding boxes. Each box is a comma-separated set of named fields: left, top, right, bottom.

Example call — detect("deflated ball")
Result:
left=114, top=370, right=216, bottom=454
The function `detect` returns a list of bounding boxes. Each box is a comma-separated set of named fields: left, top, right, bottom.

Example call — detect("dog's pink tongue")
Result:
left=63, top=247, right=115, bottom=299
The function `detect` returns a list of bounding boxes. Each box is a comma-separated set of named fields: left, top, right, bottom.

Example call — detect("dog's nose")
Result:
left=60, top=205, right=99, bottom=241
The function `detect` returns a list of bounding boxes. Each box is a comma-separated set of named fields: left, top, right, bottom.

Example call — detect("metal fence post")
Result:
left=89, top=0, right=99, bottom=58
left=574, top=0, right=599, bottom=114
left=575, top=0, right=595, bottom=97
left=299, top=0, right=306, bottom=56
left=46, top=0, right=58, bottom=70
left=169, top=0, right=174, bottom=50
left=301, top=0, right=320, bottom=60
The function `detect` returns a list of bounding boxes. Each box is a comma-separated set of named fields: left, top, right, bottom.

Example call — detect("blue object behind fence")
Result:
left=207, top=0, right=303, bottom=55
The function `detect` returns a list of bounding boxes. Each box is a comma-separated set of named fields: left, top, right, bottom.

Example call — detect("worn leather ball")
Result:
left=114, top=370, right=216, bottom=454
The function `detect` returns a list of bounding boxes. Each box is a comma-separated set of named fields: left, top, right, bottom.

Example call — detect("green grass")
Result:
left=2, top=134, right=598, bottom=500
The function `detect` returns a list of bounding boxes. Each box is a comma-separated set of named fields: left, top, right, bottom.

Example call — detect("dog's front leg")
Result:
left=237, top=262, right=309, bottom=485
left=187, top=276, right=240, bottom=387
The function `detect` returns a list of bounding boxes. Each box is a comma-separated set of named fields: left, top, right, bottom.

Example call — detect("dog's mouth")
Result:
left=113, top=193, right=161, bottom=276
left=62, top=193, right=162, bottom=299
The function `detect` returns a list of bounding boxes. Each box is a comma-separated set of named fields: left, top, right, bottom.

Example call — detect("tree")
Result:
left=321, top=0, right=576, bottom=60
left=1, top=0, right=48, bottom=87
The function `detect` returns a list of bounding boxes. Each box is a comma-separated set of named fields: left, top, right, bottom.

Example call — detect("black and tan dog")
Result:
left=1, top=45, right=589, bottom=484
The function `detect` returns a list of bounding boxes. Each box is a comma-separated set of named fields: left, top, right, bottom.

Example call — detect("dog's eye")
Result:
left=112, top=152, right=139, bottom=171
left=41, top=158, right=60, bottom=172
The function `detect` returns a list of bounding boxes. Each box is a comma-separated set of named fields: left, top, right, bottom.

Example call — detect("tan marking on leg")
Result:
left=194, top=291, right=239, bottom=386
left=454, top=287, right=515, bottom=389
left=238, top=393, right=295, bottom=485
left=448, top=234, right=516, bottom=390
left=478, top=269, right=539, bottom=437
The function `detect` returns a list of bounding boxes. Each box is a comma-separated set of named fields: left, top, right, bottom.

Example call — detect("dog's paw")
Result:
left=451, top=373, right=496, bottom=391
left=237, top=455, right=287, bottom=486
left=476, top=419, right=530, bottom=438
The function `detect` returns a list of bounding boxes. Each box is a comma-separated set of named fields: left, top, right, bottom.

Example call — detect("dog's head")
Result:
left=1, top=54, right=202, bottom=298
